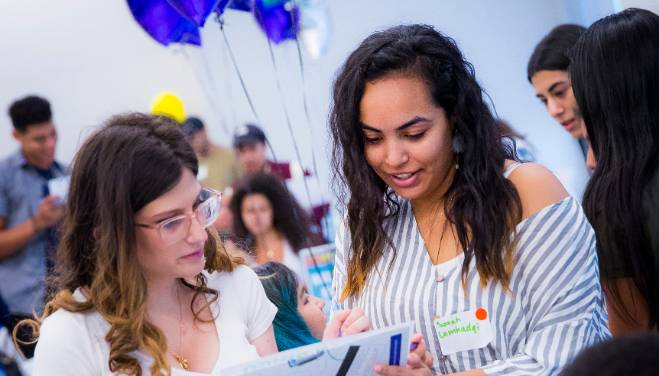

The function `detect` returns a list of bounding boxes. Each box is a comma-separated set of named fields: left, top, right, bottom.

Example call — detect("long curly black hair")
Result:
left=330, top=24, right=522, bottom=299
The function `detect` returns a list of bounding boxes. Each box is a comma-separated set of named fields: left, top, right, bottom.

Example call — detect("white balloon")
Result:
left=297, top=0, right=331, bottom=59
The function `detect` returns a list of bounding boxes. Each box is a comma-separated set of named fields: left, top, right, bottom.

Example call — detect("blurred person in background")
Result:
left=231, top=174, right=318, bottom=283
left=528, top=24, right=589, bottom=159
left=569, top=8, right=659, bottom=334
left=0, top=95, right=67, bottom=358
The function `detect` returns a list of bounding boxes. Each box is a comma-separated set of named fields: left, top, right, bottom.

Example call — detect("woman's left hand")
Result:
left=322, top=308, right=371, bottom=340
left=409, top=334, right=433, bottom=369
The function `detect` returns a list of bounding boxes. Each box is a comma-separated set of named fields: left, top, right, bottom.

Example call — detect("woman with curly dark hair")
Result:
left=231, top=174, right=315, bottom=282
left=330, top=24, right=609, bottom=375
left=569, top=8, right=659, bottom=334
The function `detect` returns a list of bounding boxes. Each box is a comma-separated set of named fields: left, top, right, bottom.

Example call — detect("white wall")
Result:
left=1, top=0, right=606, bottom=202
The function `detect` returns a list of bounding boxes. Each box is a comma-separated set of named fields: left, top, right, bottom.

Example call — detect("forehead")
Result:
left=359, top=75, right=436, bottom=128
left=137, top=168, right=201, bottom=216
left=21, top=121, right=56, bottom=137
left=242, top=193, right=270, bottom=207
left=238, top=142, right=264, bottom=152
left=530, top=70, right=569, bottom=92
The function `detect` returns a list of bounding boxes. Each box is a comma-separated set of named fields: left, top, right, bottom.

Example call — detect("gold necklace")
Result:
left=173, top=285, right=190, bottom=370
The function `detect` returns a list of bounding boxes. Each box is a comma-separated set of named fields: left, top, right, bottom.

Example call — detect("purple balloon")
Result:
left=228, top=0, right=254, bottom=12
left=254, top=0, right=298, bottom=44
left=166, top=0, right=219, bottom=26
left=128, top=0, right=201, bottom=46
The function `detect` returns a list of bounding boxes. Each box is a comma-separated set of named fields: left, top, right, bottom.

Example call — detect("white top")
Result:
left=32, top=265, right=277, bottom=376
left=281, top=240, right=309, bottom=285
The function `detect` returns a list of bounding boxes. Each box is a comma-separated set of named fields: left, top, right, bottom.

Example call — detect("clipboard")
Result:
left=223, top=322, right=413, bottom=376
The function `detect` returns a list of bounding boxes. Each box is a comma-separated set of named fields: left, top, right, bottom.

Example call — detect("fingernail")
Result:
left=374, top=365, right=382, bottom=372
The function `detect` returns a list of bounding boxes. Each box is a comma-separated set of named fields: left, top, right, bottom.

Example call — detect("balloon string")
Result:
left=266, top=39, right=313, bottom=209
left=293, top=31, right=327, bottom=207
left=218, top=16, right=261, bottom=124
left=268, top=36, right=333, bottom=298
left=180, top=44, right=231, bottom=136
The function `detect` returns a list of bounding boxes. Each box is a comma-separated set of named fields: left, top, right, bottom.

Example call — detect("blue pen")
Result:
left=288, top=350, right=325, bottom=367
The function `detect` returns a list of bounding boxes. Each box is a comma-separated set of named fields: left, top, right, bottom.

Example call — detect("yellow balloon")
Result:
left=151, top=92, right=185, bottom=123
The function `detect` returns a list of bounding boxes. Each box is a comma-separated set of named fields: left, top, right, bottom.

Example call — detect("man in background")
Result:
left=182, top=116, right=242, bottom=192
left=233, top=124, right=310, bottom=181
left=0, top=95, right=66, bottom=357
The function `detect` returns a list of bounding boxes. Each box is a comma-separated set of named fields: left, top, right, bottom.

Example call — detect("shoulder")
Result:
left=0, top=155, right=18, bottom=181
left=36, top=308, right=102, bottom=358
left=505, top=161, right=569, bottom=220
left=206, top=264, right=259, bottom=290
left=39, top=308, right=97, bottom=344
left=34, top=308, right=106, bottom=373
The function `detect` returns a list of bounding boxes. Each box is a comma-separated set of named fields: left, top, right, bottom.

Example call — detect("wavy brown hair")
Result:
left=330, top=24, right=522, bottom=300
left=15, top=113, right=242, bottom=375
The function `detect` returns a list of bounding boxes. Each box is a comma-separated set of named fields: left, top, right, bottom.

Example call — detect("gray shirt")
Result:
left=0, top=151, right=66, bottom=315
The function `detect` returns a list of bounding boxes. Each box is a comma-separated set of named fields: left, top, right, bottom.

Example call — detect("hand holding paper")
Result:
left=323, top=308, right=371, bottom=340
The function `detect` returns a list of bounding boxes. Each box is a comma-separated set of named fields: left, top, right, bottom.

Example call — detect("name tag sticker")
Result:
left=433, top=307, right=494, bottom=355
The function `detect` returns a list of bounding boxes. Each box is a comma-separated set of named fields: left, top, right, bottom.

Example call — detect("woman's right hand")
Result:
left=322, top=308, right=371, bottom=340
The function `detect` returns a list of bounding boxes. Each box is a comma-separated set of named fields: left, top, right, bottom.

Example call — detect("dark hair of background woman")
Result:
left=231, top=174, right=313, bottom=253
left=569, top=8, right=659, bottom=329
left=330, top=24, right=522, bottom=299
left=527, top=24, right=586, bottom=82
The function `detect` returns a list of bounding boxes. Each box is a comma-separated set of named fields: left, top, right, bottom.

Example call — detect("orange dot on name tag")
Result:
left=475, top=308, right=488, bottom=320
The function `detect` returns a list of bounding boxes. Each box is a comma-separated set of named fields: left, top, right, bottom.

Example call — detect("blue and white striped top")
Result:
left=332, top=183, right=610, bottom=375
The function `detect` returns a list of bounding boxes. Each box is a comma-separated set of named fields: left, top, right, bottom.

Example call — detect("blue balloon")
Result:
left=128, top=0, right=201, bottom=46
left=254, top=0, right=299, bottom=44
left=166, top=0, right=219, bottom=26
left=216, top=0, right=253, bottom=15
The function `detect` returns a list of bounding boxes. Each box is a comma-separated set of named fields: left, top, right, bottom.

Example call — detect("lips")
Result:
left=561, top=119, right=576, bottom=131
left=180, top=249, right=203, bottom=260
left=388, top=170, right=420, bottom=189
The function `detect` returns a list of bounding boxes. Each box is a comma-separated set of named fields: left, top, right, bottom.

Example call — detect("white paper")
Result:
left=47, top=175, right=70, bottom=205
left=224, top=322, right=413, bottom=376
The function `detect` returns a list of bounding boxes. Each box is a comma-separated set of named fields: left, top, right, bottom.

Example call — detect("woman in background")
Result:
left=231, top=174, right=315, bottom=282
left=569, top=7, right=659, bottom=334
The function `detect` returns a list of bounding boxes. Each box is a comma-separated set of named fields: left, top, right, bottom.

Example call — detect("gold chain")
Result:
left=173, top=285, right=190, bottom=370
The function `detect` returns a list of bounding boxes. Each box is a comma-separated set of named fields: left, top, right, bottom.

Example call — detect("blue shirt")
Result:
left=0, top=151, right=66, bottom=315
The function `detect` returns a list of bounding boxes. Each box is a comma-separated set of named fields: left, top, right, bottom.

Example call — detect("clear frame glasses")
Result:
left=135, top=188, right=221, bottom=245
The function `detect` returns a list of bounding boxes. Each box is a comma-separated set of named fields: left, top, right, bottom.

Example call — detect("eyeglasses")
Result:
left=135, top=188, right=221, bottom=245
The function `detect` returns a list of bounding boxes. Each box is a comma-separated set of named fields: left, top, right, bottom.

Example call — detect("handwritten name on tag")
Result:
left=433, top=307, right=494, bottom=355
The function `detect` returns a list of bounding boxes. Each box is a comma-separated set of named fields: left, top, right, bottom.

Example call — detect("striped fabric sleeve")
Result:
left=330, top=218, right=349, bottom=316
left=483, top=198, right=610, bottom=376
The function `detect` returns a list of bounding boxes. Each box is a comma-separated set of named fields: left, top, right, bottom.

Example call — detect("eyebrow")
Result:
left=536, top=81, right=569, bottom=98
left=150, top=188, right=203, bottom=221
left=361, top=116, right=431, bottom=133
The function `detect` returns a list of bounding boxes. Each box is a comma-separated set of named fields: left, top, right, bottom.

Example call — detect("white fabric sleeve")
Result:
left=238, top=266, right=277, bottom=342
left=32, top=310, right=97, bottom=376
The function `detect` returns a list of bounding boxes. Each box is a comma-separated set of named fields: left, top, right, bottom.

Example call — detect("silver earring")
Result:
left=452, top=133, right=463, bottom=170
left=452, top=134, right=464, bottom=153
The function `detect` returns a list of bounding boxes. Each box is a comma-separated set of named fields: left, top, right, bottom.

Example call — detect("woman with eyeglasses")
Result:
left=13, top=114, right=368, bottom=375
left=12, top=113, right=275, bottom=375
